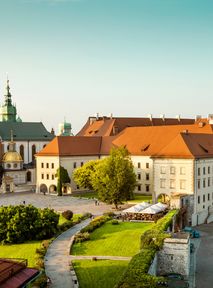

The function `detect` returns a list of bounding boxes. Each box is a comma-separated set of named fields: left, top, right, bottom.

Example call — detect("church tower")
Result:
left=0, top=79, right=18, bottom=122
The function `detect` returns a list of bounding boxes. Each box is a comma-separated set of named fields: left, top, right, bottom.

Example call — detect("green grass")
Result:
left=73, top=260, right=129, bottom=288
left=59, top=213, right=83, bottom=225
left=0, top=241, right=42, bottom=267
left=127, top=194, right=152, bottom=204
left=72, top=221, right=153, bottom=257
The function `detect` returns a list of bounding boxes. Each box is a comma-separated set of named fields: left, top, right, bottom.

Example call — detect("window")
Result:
left=170, top=167, right=175, bottom=174
left=198, top=168, right=200, bottom=176
left=41, top=163, right=44, bottom=168
left=160, top=166, right=166, bottom=174
left=81, top=162, right=84, bottom=167
left=41, top=173, right=44, bottom=179
left=198, top=196, right=200, bottom=204
left=180, top=167, right=186, bottom=175
left=208, top=166, right=211, bottom=174
left=73, top=162, right=77, bottom=169
left=208, top=193, right=210, bottom=201
left=145, top=185, right=150, bottom=192
left=208, top=177, right=211, bottom=187
left=46, top=174, right=49, bottom=180
left=7, top=164, right=11, bottom=168
left=146, top=163, right=149, bottom=169
left=137, top=173, right=141, bottom=180
left=203, top=179, right=206, bottom=188
left=160, top=179, right=166, bottom=188
left=170, top=179, right=175, bottom=189
left=203, top=195, right=205, bottom=202
left=138, top=162, right=141, bottom=169
left=146, top=173, right=149, bottom=181
left=138, top=185, right=141, bottom=191
left=27, top=171, right=31, bottom=182
left=32, top=144, right=36, bottom=161
left=51, top=163, right=54, bottom=169
left=203, top=167, right=206, bottom=175
left=46, top=163, right=49, bottom=169
left=52, top=174, right=55, bottom=180
left=20, top=145, right=24, bottom=161
left=13, top=163, right=17, bottom=168
left=198, top=179, right=200, bottom=189
left=76, top=185, right=79, bottom=190
left=180, top=180, right=186, bottom=190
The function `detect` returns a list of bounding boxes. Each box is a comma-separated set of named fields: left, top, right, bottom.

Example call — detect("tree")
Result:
left=73, top=160, right=99, bottom=190
left=56, top=166, right=70, bottom=196
left=92, top=147, right=136, bottom=209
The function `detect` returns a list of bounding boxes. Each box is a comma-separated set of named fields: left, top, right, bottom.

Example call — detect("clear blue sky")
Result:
left=0, top=0, right=213, bottom=134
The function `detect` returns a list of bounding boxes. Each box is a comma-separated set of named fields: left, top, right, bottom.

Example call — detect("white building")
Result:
left=36, top=120, right=213, bottom=226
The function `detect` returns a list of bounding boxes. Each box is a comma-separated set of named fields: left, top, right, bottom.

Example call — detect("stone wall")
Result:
left=157, top=234, right=190, bottom=277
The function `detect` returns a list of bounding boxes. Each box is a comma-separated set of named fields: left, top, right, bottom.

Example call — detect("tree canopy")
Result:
left=56, top=166, right=70, bottom=196
left=73, top=160, right=99, bottom=190
left=73, top=147, right=136, bottom=208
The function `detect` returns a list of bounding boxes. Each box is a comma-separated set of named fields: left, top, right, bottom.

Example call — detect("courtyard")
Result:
left=0, top=191, right=114, bottom=215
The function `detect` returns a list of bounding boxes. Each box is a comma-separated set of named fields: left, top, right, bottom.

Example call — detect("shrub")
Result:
left=58, top=220, right=73, bottom=232
left=103, top=211, right=115, bottom=217
left=111, top=219, right=119, bottom=225
left=80, top=215, right=111, bottom=233
left=0, top=205, right=59, bottom=244
left=31, top=272, right=47, bottom=288
left=74, top=232, right=90, bottom=243
left=62, top=210, right=73, bottom=220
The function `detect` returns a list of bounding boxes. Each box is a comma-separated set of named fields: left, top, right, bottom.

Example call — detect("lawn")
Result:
left=71, top=221, right=153, bottom=257
left=73, top=260, right=129, bottom=288
left=0, top=241, right=42, bottom=267
left=59, top=213, right=82, bottom=225
left=127, top=194, right=152, bottom=204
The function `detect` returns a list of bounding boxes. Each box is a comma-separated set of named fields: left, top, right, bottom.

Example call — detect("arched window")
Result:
left=32, top=145, right=36, bottom=162
left=20, top=145, right=24, bottom=161
left=27, top=171, right=31, bottom=182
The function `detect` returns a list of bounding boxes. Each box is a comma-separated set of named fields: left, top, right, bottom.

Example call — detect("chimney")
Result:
left=195, top=115, right=202, bottom=121
left=148, top=114, right=152, bottom=122
left=96, top=113, right=99, bottom=120
left=208, top=114, right=213, bottom=124
left=176, top=115, right=181, bottom=122
left=160, top=114, right=165, bottom=122
left=183, top=129, right=189, bottom=135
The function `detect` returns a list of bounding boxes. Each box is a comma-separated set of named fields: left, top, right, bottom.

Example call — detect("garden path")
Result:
left=70, top=255, right=131, bottom=261
left=45, top=218, right=91, bottom=288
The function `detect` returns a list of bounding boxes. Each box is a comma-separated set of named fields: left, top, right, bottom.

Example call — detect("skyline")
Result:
left=0, top=0, right=213, bottom=133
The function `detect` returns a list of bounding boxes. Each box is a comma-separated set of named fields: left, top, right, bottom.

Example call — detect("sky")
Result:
left=0, top=0, right=213, bottom=134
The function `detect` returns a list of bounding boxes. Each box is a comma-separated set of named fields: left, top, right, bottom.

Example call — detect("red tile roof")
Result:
left=77, top=116, right=195, bottom=136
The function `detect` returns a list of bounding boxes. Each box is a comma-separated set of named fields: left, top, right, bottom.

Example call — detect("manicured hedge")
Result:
left=116, top=210, right=178, bottom=288
left=80, top=215, right=111, bottom=233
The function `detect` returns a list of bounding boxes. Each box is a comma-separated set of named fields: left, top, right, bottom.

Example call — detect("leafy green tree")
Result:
left=92, top=147, right=136, bottom=209
left=56, top=166, right=70, bottom=196
left=73, top=160, right=99, bottom=190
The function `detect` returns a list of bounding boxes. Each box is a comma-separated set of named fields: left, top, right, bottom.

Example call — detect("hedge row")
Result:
left=74, top=215, right=111, bottom=243
left=116, top=210, right=178, bottom=288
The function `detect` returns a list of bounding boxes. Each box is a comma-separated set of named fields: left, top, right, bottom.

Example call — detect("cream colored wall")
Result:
left=61, top=156, right=100, bottom=190
left=36, top=156, right=59, bottom=193
left=194, top=159, right=213, bottom=214
left=131, top=156, right=153, bottom=195
left=153, top=159, right=194, bottom=202
left=5, top=171, right=26, bottom=185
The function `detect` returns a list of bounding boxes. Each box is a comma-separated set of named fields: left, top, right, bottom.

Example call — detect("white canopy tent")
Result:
left=122, top=202, right=151, bottom=213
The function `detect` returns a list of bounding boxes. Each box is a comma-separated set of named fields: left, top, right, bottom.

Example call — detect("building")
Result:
left=0, top=80, right=54, bottom=164
left=36, top=118, right=213, bottom=226
left=77, top=114, right=195, bottom=136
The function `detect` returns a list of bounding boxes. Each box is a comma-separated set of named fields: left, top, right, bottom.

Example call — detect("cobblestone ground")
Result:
left=0, top=191, right=115, bottom=215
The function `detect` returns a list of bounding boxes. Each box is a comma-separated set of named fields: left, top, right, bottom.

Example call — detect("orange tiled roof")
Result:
left=76, top=116, right=195, bottom=137
left=36, top=122, right=213, bottom=159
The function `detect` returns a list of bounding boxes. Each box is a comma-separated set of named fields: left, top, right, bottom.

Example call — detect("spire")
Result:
left=10, top=129, right=13, bottom=142
left=8, top=129, right=15, bottom=152
left=4, top=78, right=12, bottom=106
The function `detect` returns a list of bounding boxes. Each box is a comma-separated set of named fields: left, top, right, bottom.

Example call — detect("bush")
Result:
left=111, top=219, right=119, bottom=225
left=62, top=210, right=73, bottom=220
left=31, top=272, right=47, bottom=288
left=58, top=220, right=73, bottom=232
left=80, top=215, right=111, bottom=234
left=74, top=232, right=90, bottom=243
left=103, top=211, right=115, bottom=217
left=0, top=205, right=59, bottom=244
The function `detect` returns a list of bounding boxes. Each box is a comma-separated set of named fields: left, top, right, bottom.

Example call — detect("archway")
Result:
left=157, top=193, right=170, bottom=205
left=40, top=184, right=48, bottom=194
left=49, top=185, right=57, bottom=194
left=27, top=171, right=31, bottom=182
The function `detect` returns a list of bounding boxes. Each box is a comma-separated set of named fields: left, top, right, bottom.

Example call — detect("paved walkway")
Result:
left=70, top=255, right=131, bottom=261
left=45, top=219, right=91, bottom=288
